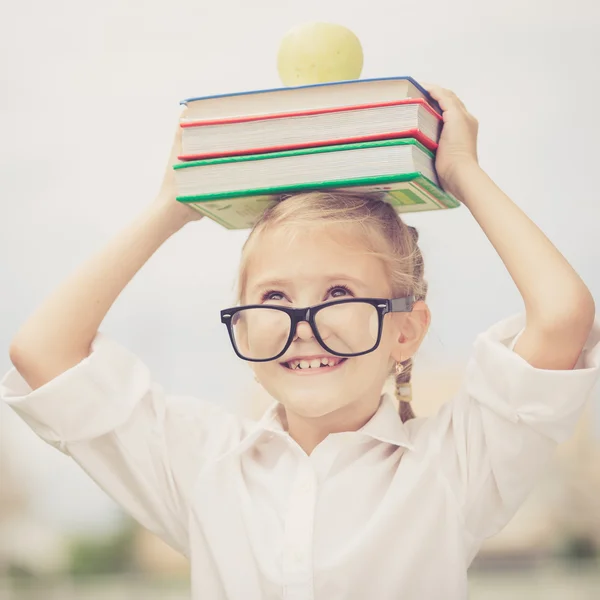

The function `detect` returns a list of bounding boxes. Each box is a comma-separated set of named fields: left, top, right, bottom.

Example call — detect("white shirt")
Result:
left=2, top=313, right=600, bottom=600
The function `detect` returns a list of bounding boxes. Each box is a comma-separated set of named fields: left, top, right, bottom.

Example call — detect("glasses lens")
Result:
left=314, top=301, right=379, bottom=356
left=231, top=307, right=292, bottom=360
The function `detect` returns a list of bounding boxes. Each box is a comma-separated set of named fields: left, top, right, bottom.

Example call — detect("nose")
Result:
left=294, top=321, right=315, bottom=341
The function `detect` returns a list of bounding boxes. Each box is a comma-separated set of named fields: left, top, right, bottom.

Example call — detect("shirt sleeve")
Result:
left=432, top=313, right=600, bottom=556
left=0, top=332, right=248, bottom=557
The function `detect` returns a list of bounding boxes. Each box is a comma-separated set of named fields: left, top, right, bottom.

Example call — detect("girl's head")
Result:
left=234, top=190, right=430, bottom=425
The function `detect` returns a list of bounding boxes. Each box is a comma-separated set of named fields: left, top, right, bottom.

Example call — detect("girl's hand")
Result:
left=153, top=108, right=204, bottom=223
left=422, top=84, right=480, bottom=201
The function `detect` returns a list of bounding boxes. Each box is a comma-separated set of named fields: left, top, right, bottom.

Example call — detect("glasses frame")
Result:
left=220, top=295, right=415, bottom=363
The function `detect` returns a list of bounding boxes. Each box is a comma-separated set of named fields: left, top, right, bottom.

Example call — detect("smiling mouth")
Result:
left=282, top=357, right=348, bottom=372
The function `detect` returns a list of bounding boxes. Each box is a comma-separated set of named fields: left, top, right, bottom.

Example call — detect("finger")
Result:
left=443, top=89, right=468, bottom=112
left=423, top=84, right=468, bottom=114
left=424, top=85, right=454, bottom=112
left=420, top=82, right=444, bottom=100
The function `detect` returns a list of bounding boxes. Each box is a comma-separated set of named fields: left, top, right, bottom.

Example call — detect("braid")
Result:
left=395, top=356, right=415, bottom=422
left=395, top=224, right=426, bottom=422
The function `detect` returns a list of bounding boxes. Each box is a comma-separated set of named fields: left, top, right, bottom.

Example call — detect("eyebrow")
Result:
left=249, top=274, right=368, bottom=295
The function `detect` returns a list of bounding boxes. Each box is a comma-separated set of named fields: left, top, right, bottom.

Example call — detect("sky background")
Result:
left=1, top=0, right=599, bottom=534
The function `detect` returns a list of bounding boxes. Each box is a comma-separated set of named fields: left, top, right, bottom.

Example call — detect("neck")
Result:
left=282, top=394, right=382, bottom=455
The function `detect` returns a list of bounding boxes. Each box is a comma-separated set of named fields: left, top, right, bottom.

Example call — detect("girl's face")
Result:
left=243, top=223, right=414, bottom=420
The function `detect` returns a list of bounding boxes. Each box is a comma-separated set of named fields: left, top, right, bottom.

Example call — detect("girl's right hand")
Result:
left=153, top=108, right=204, bottom=223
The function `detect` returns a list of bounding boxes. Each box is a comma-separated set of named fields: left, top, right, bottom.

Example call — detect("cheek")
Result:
left=376, top=324, right=400, bottom=369
left=369, top=311, right=378, bottom=340
left=366, top=342, right=394, bottom=374
left=252, top=361, right=281, bottom=383
left=379, top=318, right=397, bottom=348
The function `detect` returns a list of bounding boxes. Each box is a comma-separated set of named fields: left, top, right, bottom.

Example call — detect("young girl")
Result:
left=2, top=85, right=599, bottom=600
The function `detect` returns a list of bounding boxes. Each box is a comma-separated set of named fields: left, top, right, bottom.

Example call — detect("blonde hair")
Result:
left=236, top=190, right=428, bottom=422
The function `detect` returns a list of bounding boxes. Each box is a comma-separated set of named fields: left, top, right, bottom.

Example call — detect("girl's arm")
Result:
left=1, top=113, right=243, bottom=559
left=425, top=84, right=595, bottom=370
left=9, top=115, right=202, bottom=389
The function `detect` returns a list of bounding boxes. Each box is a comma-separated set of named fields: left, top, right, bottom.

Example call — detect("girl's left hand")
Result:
left=422, top=83, right=480, bottom=200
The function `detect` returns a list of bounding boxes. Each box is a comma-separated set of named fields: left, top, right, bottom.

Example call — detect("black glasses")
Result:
left=220, top=296, right=414, bottom=362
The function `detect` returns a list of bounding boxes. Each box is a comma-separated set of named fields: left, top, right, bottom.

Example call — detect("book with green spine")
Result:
left=174, top=138, right=460, bottom=230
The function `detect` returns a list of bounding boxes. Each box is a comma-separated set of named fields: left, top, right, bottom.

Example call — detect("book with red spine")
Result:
left=177, top=98, right=442, bottom=161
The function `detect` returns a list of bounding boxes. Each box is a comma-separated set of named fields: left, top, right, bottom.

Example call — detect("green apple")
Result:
left=277, top=22, right=363, bottom=87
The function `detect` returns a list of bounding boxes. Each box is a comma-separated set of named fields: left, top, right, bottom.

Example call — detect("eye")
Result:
left=260, top=289, right=286, bottom=302
left=326, top=284, right=354, bottom=299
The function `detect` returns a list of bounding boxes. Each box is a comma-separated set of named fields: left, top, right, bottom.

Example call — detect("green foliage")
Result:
left=562, top=534, right=598, bottom=561
left=68, top=520, right=137, bottom=576
left=6, top=563, right=37, bottom=580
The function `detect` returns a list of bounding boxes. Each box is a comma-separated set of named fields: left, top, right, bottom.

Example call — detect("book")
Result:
left=179, top=76, right=441, bottom=121
left=173, top=138, right=460, bottom=230
left=178, top=99, right=442, bottom=161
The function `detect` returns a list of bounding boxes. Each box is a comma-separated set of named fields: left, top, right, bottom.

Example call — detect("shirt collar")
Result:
left=358, top=393, right=415, bottom=450
left=244, top=392, right=415, bottom=451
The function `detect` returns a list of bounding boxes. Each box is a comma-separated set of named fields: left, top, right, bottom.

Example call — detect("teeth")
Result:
left=287, top=357, right=341, bottom=370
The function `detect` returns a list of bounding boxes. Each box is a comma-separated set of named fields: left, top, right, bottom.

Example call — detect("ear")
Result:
left=390, top=300, right=430, bottom=362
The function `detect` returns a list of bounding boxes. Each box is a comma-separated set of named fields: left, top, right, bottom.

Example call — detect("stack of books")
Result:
left=173, top=76, right=459, bottom=229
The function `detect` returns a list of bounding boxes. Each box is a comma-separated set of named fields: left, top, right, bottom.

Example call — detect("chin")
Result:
left=272, top=386, right=350, bottom=419
left=288, top=399, right=345, bottom=419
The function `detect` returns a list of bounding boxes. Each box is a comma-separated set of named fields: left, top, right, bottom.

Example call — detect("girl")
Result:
left=1, top=85, right=599, bottom=600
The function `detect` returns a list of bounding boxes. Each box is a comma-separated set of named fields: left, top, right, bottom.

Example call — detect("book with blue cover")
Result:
left=180, top=77, right=442, bottom=120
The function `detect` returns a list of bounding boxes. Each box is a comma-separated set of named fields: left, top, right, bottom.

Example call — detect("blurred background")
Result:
left=1, top=0, right=599, bottom=598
